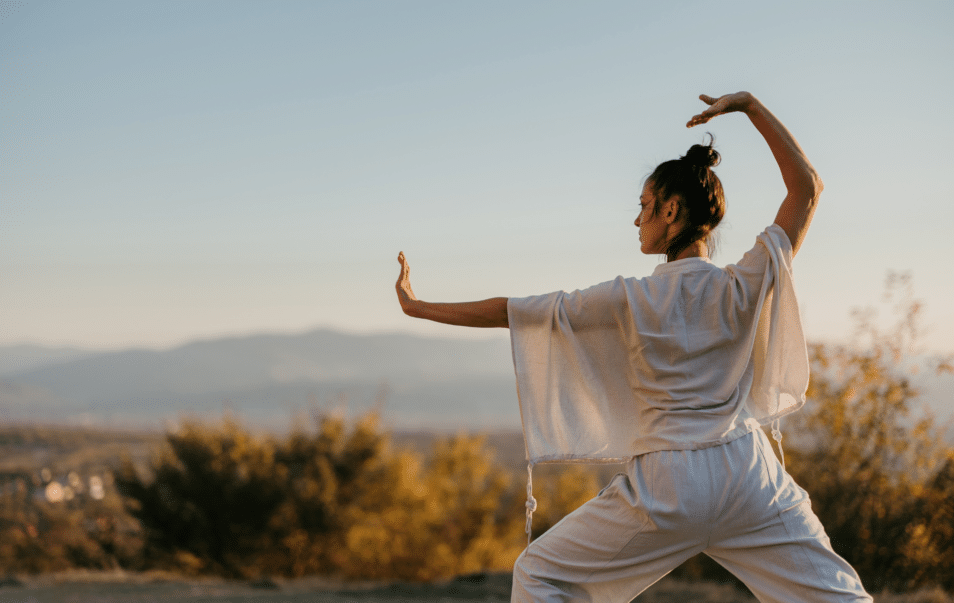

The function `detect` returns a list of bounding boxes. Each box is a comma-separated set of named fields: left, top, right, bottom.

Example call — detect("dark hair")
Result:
left=646, top=133, right=726, bottom=261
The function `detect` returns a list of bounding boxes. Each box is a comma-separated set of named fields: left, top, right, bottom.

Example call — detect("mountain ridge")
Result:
left=1, top=329, right=950, bottom=437
left=0, top=329, right=518, bottom=430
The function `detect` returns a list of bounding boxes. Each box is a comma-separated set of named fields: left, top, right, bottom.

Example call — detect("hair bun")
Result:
left=683, top=135, right=720, bottom=169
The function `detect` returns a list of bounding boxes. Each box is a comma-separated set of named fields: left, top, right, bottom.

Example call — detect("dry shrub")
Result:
left=114, top=408, right=603, bottom=582
left=784, top=273, right=954, bottom=592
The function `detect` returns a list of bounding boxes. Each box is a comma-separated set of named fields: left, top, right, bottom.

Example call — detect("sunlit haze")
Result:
left=2, top=1, right=952, bottom=352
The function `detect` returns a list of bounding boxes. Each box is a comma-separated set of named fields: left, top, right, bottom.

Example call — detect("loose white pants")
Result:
left=512, top=429, right=872, bottom=603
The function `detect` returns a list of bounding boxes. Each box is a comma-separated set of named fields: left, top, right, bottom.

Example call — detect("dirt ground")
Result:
left=0, top=572, right=759, bottom=603
left=6, top=571, right=951, bottom=603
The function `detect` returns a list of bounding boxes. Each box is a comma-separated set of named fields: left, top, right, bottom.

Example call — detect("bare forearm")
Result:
left=395, top=252, right=509, bottom=328
left=405, top=297, right=510, bottom=328
left=744, top=95, right=823, bottom=255
left=745, top=96, right=823, bottom=196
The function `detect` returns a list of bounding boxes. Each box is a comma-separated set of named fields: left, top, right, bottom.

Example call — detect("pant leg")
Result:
left=704, top=429, right=872, bottom=603
left=512, top=450, right=714, bottom=603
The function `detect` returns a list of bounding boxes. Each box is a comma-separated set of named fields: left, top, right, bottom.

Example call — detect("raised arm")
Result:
left=395, top=252, right=509, bottom=328
left=688, top=92, right=823, bottom=256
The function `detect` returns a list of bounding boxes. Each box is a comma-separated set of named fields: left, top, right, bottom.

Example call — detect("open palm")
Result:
left=687, top=92, right=754, bottom=128
left=395, top=251, right=418, bottom=314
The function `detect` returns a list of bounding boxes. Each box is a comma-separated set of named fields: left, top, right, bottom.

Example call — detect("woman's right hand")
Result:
left=396, top=251, right=419, bottom=316
left=687, top=92, right=755, bottom=128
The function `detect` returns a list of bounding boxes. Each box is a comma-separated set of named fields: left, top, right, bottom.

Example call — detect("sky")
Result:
left=2, top=0, right=953, bottom=353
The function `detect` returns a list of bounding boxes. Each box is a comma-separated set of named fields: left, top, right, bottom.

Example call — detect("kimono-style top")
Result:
left=507, top=224, right=810, bottom=535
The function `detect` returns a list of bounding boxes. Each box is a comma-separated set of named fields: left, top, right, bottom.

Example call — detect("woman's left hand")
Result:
left=687, top=92, right=755, bottom=128
left=396, top=251, right=419, bottom=316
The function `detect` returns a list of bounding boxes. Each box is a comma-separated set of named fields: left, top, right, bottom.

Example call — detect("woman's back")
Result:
left=508, top=224, right=806, bottom=463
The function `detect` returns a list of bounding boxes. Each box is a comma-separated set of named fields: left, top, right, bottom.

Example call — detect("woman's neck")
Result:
left=669, top=240, right=709, bottom=261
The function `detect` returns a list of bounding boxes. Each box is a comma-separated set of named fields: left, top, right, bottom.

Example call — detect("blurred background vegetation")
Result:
left=1, top=277, right=951, bottom=596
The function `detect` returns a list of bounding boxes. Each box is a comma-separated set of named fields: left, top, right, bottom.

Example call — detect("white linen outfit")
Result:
left=507, top=224, right=871, bottom=602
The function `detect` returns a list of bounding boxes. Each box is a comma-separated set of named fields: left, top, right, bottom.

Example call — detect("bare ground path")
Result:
left=0, top=572, right=761, bottom=603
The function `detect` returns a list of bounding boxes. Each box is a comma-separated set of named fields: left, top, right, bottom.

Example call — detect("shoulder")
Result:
left=718, top=225, right=800, bottom=309
left=766, top=223, right=795, bottom=257
left=727, top=224, right=793, bottom=272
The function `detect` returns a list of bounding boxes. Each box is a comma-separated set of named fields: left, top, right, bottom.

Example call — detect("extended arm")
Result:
left=688, top=92, right=823, bottom=256
left=395, top=252, right=509, bottom=328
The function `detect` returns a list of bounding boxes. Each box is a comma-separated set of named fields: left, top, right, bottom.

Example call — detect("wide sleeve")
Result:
left=508, top=277, right=642, bottom=464
left=743, top=224, right=810, bottom=424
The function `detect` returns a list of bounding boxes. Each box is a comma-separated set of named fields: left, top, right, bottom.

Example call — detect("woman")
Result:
left=395, top=92, right=872, bottom=602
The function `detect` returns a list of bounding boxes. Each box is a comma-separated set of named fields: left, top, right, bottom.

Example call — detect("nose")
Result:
left=634, top=215, right=640, bottom=227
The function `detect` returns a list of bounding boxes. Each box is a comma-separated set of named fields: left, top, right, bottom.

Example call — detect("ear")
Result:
left=663, top=197, right=679, bottom=224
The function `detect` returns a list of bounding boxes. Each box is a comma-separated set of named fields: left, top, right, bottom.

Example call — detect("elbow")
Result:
left=806, top=162, right=824, bottom=196
left=811, top=172, right=824, bottom=199
left=795, top=171, right=823, bottom=206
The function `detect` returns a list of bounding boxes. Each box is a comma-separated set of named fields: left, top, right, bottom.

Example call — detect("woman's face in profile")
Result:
left=636, top=183, right=667, bottom=256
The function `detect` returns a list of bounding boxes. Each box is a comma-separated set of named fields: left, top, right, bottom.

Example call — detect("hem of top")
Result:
left=526, top=421, right=762, bottom=465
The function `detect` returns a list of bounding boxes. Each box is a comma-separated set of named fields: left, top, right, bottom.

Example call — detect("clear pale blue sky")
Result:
left=2, top=1, right=952, bottom=352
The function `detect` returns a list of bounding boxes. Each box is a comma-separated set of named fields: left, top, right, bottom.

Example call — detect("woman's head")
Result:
left=637, top=134, right=725, bottom=261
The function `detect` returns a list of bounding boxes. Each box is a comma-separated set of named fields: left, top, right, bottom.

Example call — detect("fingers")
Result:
left=687, top=94, right=717, bottom=127
left=686, top=113, right=710, bottom=128
left=395, top=251, right=418, bottom=308
left=396, top=251, right=409, bottom=285
left=687, top=93, right=730, bottom=127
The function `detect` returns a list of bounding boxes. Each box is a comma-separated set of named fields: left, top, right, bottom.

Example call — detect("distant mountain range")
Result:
left=1, top=329, right=950, bottom=437
left=0, top=330, right=520, bottom=431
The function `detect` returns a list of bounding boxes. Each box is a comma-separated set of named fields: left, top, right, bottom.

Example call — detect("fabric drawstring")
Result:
left=771, top=419, right=786, bottom=471
left=525, top=462, right=537, bottom=545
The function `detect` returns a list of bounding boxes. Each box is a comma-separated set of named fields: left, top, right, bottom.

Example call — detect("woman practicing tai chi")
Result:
left=395, top=91, right=872, bottom=602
